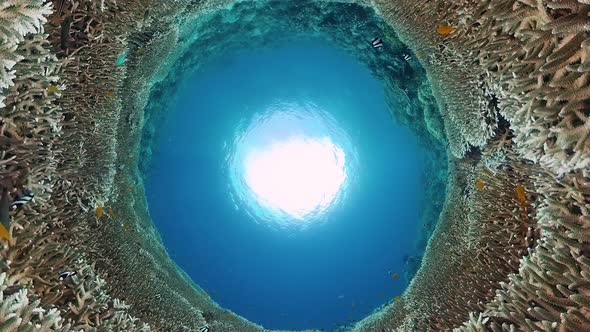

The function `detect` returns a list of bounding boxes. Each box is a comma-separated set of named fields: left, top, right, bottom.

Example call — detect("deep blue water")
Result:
left=145, top=39, right=425, bottom=331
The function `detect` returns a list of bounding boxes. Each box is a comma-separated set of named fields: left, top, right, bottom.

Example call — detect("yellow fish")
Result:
left=475, top=179, right=485, bottom=190
left=96, top=204, right=103, bottom=218
left=436, top=25, right=455, bottom=36
left=394, top=296, right=401, bottom=301
left=516, top=184, right=526, bottom=204
left=47, top=85, right=58, bottom=93
left=0, top=189, right=11, bottom=241
left=0, top=223, right=10, bottom=241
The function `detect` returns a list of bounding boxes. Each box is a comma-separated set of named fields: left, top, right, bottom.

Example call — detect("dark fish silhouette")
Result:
left=372, top=37, right=383, bottom=49
left=58, top=271, right=76, bottom=281
left=11, top=189, right=33, bottom=210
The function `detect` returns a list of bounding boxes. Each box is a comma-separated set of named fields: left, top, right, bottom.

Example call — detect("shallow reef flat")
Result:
left=0, top=0, right=589, bottom=331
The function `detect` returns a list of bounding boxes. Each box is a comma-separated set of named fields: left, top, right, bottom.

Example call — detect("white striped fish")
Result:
left=372, top=37, right=383, bottom=49
left=11, top=189, right=33, bottom=210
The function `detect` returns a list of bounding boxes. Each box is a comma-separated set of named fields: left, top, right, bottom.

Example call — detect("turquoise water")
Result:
left=145, top=40, right=426, bottom=331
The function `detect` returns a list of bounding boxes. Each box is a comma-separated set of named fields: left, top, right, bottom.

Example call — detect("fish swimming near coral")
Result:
left=372, top=37, right=383, bottom=49
left=436, top=25, right=455, bottom=36
left=391, top=272, right=398, bottom=280
left=47, top=84, right=59, bottom=93
left=515, top=184, right=526, bottom=204
left=58, top=271, right=76, bottom=281
left=0, top=188, right=10, bottom=241
left=394, top=296, right=401, bottom=301
left=115, top=50, right=128, bottom=66
left=96, top=204, right=104, bottom=218
left=11, top=189, right=34, bottom=210
left=58, top=271, right=80, bottom=285
left=475, top=179, right=485, bottom=190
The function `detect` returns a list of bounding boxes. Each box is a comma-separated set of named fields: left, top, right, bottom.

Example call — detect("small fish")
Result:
left=515, top=184, right=526, bottom=204
left=0, top=224, right=9, bottom=242
left=0, top=188, right=11, bottom=241
left=11, top=189, right=34, bottom=210
left=115, top=50, right=128, bottom=66
left=394, top=296, right=401, bottom=301
left=402, top=53, right=411, bottom=61
left=475, top=179, right=485, bottom=190
left=96, top=204, right=103, bottom=218
left=337, top=294, right=345, bottom=300
left=391, top=272, right=398, bottom=280
left=47, top=85, right=59, bottom=93
left=436, top=25, right=455, bottom=36
left=416, top=51, right=424, bottom=58
left=107, top=207, right=115, bottom=218
left=198, top=327, right=209, bottom=332
left=372, top=37, right=383, bottom=49
left=106, top=90, right=114, bottom=98
left=58, top=271, right=78, bottom=283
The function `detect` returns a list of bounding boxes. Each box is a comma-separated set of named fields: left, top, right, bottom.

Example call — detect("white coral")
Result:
left=0, top=0, right=52, bottom=107
left=0, top=272, right=65, bottom=331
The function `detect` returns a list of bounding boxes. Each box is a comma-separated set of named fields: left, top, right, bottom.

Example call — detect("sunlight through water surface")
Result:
left=226, top=101, right=358, bottom=229
left=244, top=136, right=346, bottom=220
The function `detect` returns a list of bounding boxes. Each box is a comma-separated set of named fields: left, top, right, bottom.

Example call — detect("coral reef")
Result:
left=0, top=0, right=52, bottom=108
left=1, top=0, right=589, bottom=331
left=354, top=0, right=590, bottom=330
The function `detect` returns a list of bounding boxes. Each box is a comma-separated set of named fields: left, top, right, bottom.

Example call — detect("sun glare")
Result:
left=244, top=136, right=347, bottom=220
left=227, top=101, right=357, bottom=227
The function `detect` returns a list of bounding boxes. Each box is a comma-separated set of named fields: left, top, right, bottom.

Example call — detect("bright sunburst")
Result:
left=226, top=101, right=357, bottom=228
left=244, top=136, right=346, bottom=220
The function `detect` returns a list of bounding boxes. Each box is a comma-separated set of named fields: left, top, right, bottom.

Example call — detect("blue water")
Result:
left=145, top=39, right=425, bottom=331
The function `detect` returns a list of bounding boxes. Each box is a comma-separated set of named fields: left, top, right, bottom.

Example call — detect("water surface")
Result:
left=145, top=40, right=425, bottom=331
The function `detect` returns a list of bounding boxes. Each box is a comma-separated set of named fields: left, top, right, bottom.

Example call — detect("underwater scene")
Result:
left=144, top=40, right=435, bottom=331
left=0, top=0, right=589, bottom=332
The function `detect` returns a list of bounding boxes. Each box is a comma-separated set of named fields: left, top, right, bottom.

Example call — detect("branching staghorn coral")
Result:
left=442, top=0, right=590, bottom=175
left=353, top=0, right=590, bottom=330
left=0, top=0, right=52, bottom=108
left=355, top=134, right=542, bottom=331
left=0, top=272, right=64, bottom=331
left=1, top=0, right=159, bottom=330
left=467, top=168, right=590, bottom=332
left=2, top=0, right=590, bottom=331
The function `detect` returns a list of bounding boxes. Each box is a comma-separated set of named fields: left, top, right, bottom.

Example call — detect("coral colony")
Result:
left=0, top=0, right=589, bottom=331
